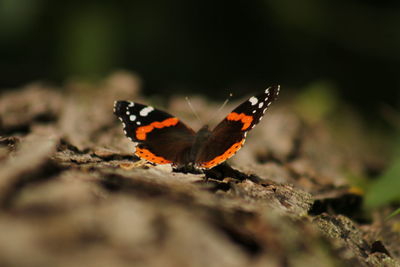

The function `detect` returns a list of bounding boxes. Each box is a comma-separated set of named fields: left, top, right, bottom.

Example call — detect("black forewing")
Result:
left=195, top=85, right=280, bottom=166
left=114, top=101, right=195, bottom=164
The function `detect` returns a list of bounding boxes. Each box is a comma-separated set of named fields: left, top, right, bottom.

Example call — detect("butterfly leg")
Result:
left=204, top=162, right=261, bottom=182
left=172, top=164, right=204, bottom=175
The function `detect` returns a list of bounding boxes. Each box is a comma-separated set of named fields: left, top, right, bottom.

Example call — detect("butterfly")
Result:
left=114, top=85, right=280, bottom=170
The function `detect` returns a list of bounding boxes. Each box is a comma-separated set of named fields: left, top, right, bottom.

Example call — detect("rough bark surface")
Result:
left=0, top=74, right=398, bottom=267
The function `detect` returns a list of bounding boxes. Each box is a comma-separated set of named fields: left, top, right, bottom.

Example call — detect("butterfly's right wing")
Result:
left=114, top=101, right=196, bottom=165
left=195, top=85, right=280, bottom=169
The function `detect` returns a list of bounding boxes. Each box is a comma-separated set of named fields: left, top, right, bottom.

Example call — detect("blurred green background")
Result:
left=1, top=0, right=399, bottom=113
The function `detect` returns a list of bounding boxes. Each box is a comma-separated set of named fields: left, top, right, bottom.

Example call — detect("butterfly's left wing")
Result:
left=195, top=85, right=280, bottom=169
left=114, top=100, right=196, bottom=166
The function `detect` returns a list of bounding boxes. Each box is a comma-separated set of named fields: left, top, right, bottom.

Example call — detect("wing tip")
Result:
left=265, top=84, right=280, bottom=97
left=113, top=100, right=132, bottom=116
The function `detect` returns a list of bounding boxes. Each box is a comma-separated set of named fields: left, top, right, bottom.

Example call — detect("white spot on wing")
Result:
left=263, top=108, right=267, bottom=113
left=265, top=88, right=270, bottom=94
left=130, top=115, right=136, bottom=121
left=128, top=102, right=134, bottom=107
left=252, top=110, right=256, bottom=114
left=258, top=102, right=264, bottom=108
left=140, top=106, right=154, bottom=116
left=136, top=121, right=141, bottom=125
left=126, top=111, right=130, bottom=115
left=249, top=96, right=258, bottom=106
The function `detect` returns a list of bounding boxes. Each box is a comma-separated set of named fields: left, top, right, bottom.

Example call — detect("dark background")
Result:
left=1, top=0, right=399, bottom=115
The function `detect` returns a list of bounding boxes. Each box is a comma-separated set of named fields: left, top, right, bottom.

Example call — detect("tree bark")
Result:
left=0, top=77, right=398, bottom=267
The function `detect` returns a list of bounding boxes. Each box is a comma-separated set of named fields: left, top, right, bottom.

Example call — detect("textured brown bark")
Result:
left=0, top=75, right=398, bottom=267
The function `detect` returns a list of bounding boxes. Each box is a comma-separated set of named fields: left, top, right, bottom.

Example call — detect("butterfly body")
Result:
left=114, top=85, right=280, bottom=170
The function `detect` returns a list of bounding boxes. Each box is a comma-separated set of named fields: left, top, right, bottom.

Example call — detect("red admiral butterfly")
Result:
left=114, top=85, right=280, bottom=170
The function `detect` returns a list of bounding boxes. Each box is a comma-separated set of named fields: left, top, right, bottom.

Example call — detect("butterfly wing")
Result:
left=114, top=101, right=196, bottom=165
left=195, top=85, right=280, bottom=169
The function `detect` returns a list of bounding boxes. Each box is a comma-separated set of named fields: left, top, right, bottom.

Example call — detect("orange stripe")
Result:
left=136, top=117, right=179, bottom=140
left=226, top=112, right=253, bottom=130
left=135, top=147, right=172, bottom=164
left=199, top=140, right=243, bottom=169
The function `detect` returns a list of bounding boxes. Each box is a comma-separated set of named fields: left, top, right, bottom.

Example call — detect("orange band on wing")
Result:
left=199, top=140, right=244, bottom=169
left=136, top=117, right=179, bottom=140
left=135, top=147, right=172, bottom=164
left=226, top=112, right=253, bottom=130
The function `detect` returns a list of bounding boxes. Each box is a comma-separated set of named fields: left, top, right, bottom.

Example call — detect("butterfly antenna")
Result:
left=185, top=96, right=203, bottom=124
left=207, top=92, right=233, bottom=125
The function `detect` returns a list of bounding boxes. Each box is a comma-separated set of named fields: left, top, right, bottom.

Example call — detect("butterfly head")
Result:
left=198, top=124, right=210, bottom=132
